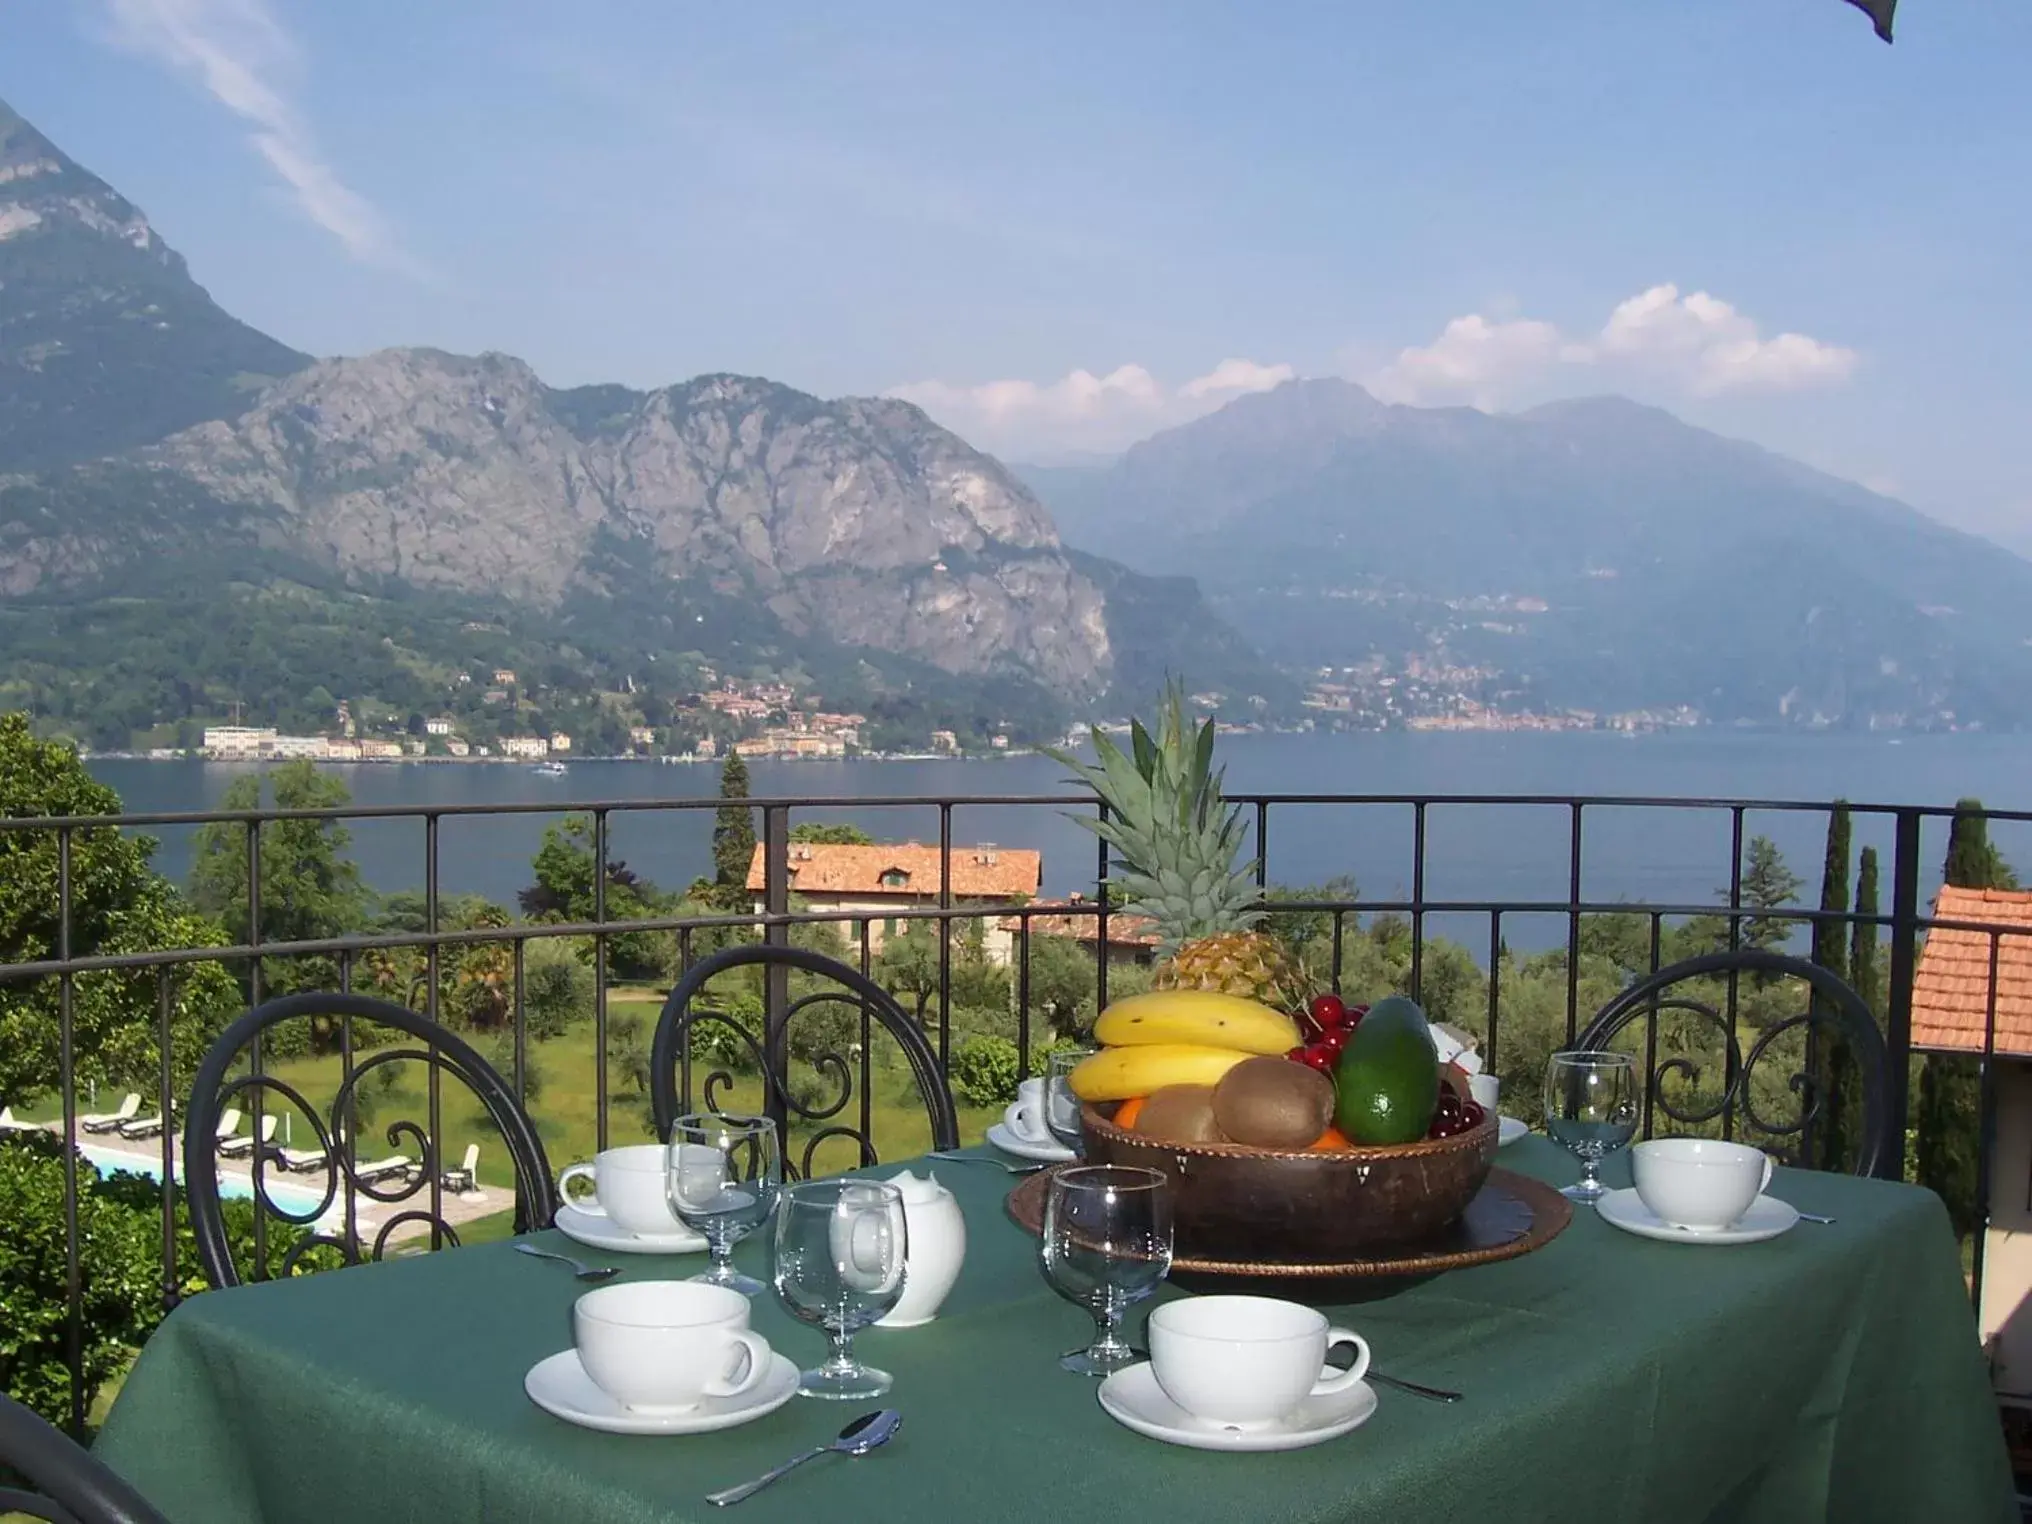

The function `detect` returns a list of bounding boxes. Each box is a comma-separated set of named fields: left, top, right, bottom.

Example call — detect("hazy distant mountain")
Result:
left=0, top=97, right=307, bottom=472
left=1018, top=379, right=2032, bottom=728
left=0, top=100, right=1288, bottom=745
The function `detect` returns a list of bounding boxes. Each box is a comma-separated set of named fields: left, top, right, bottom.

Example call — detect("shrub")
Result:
left=523, top=938, right=594, bottom=1040
left=0, top=1133, right=311, bottom=1426
left=951, top=1034, right=1021, bottom=1109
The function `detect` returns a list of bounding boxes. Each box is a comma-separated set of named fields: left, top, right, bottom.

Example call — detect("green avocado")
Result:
left=1332, top=995, right=1440, bottom=1145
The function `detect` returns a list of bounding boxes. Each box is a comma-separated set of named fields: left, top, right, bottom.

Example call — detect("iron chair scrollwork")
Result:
left=184, top=992, right=559, bottom=1288
left=0, top=1391, right=171, bottom=1524
left=1574, top=949, right=1890, bottom=1179
left=651, top=944, right=961, bottom=1175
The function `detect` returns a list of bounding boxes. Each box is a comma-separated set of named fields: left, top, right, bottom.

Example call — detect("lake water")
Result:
left=87, top=731, right=2032, bottom=953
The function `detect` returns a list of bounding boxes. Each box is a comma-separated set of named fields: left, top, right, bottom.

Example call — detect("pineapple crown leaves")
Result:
left=1044, top=682, right=1264, bottom=948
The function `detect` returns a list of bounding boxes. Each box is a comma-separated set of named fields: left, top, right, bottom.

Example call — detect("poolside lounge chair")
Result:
left=210, top=1107, right=243, bottom=1148
left=353, top=1154, right=412, bottom=1185
left=80, top=1094, right=140, bottom=1134
left=0, top=1106, right=24, bottom=1130
left=217, top=1114, right=278, bottom=1159
left=118, top=1102, right=174, bottom=1140
left=275, top=1141, right=329, bottom=1172
left=440, top=1143, right=481, bottom=1194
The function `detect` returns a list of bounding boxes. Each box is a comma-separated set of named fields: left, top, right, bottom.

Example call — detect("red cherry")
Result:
left=1317, top=1027, right=1350, bottom=1055
left=1461, top=1103, right=1488, bottom=1129
left=1308, top=994, right=1348, bottom=1030
left=1285, top=1045, right=1310, bottom=1064
left=1299, top=1047, right=1337, bottom=1074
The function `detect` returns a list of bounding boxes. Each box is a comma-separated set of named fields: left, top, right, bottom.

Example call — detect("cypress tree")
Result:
left=1813, top=802, right=1851, bottom=983
left=1944, top=797, right=2016, bottom=891
left=712, top=752, right=756, bottom=900
left=1850, top=846, right=1881, bottom=1014
left=1916, top=798, right=2008, bottom=1244
left=1812, top=803, right=1851, bottom=1170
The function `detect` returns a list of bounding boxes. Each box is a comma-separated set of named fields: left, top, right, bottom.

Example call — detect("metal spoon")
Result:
left=929, top=1151, right=1049, bottom=1175
left=1367, top=1369, right=1463, bottom=1404
left=512, top=1242, right=620, bottom=1282
left=706, top=1409, right=902, bottom=1506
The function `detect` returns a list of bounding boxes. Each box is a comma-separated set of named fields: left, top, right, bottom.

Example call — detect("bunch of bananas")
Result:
left=1066, top=990, right=1301, bottom=1102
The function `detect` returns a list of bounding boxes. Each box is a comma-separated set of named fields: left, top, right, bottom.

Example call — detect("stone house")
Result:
left=746, top=841, right=1042, bottom=962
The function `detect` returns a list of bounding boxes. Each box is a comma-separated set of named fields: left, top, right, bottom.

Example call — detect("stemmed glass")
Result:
left=1543, top=1051, right=1639, bottom=1202
left=666, top=1113, right=781, bottom=1295
left=772, top=1177, right=909, bottom=1400
left=1044, top=1048, right=1093, bottom=1157
left=1040, top=1164, right=1173, bottom=1375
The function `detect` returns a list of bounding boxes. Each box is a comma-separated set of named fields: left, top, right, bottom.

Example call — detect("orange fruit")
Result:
left=1309, top=1126, right=1353, bottom=1150
left=1113, top=1096, right=1147, bottom=1131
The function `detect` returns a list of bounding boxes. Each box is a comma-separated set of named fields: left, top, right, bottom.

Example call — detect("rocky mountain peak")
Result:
left=0, top=94, right=173, bottom=266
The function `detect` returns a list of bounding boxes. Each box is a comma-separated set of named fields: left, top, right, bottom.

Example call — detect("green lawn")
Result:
left=249, top=999, right=1001, bottom=1202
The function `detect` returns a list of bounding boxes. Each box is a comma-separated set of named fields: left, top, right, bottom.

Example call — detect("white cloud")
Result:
left=1373, top=283, right=1857, bottom=406
left=99, top=0, right=414, bottom=271
left=889, top=357, right=1293, bottom=458
left=1180, top=357, right=1295, bottom=400
left=1368, top=315, right=1574, bottom=407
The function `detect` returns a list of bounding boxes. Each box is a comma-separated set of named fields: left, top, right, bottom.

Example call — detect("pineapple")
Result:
left=1049, top=685, right=1305, bottom=1011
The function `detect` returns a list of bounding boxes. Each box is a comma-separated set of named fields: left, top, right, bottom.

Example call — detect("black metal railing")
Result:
left=3, top=788, right=2028, bottom=1433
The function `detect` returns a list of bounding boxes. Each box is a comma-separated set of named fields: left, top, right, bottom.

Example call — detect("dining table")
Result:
left=92, top=1136, right=2016, bottom=1524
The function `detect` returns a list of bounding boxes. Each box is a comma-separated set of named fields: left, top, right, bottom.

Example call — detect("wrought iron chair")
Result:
left=0, top=1391, right=170, bottom=1524
left=1574, top=949, right=1891, bottom=1178
left=651, top=944, right=960, bottom=1176
left=183, top=992, right=559, bottom=1288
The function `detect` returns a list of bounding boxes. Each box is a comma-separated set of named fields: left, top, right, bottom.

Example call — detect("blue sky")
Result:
left=9, top=1, right=2031, bottom=547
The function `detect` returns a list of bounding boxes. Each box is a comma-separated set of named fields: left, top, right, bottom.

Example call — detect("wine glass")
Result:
left=1040, top=1164, right=1172, bottom=1375
left=1543, top=1051, right=1639, bottom=1202
left=666, top=1113, right=781, bottom=1295
left=771, top=1177, right=909, bottom=1399
left=1044, top=1048, right=1093, bottom=1157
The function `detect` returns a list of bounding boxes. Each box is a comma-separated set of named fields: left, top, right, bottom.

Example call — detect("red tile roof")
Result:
left=996, top=899, right=1162, bottom=950
left=745, top=842, right=1042, bottom=901
left=1910, top=885, right=2032, bottom=1056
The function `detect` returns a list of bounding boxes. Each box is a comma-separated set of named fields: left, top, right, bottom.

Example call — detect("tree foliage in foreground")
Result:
left=0, top=714, right=238, bottom=1103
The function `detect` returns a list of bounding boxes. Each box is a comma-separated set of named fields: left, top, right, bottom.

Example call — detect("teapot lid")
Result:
left=885, top=1167, right=948, bottom=1202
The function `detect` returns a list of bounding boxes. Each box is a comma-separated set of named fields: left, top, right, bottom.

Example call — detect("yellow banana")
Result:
left=1068, top=1044, right=1251, bottom=1103
left=1093, top=990, right=1300, bottom=1056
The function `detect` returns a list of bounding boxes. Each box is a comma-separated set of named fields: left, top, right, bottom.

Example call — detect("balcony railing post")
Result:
left=57, top=826, right=83, bottom=1437
left=1094, top=802, right=1111, bottom=1016
left=592, top=809, right=608, bottom=1153
left=761, top=804, right=791, bottom=1142
left=1884, top=808, right=1923, bottom=1180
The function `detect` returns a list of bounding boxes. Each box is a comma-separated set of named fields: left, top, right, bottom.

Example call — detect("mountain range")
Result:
left=0, top=98, right=1282, bottom=748
left=5, top=87, right=2028, bottom=743
left=1021, top=380, right=2032, bottom=728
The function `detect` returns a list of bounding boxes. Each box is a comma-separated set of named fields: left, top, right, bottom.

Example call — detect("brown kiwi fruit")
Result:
left=1132, top=1084, right=1228, bottom=1144
left=1212, top=1056, right=1336, bottom=1148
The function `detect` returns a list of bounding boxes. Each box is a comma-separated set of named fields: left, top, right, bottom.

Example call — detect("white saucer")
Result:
left=1097, top=1362, right=1377, bottom=1452
left=552, top=1200, right=708, bottom=1255
left=1595, top=1188, right=1800, bottom=1245
left=1497, top=1116, right=1529, bottom=1147
left=524, top=1348, right=799, bottom=1434
left=986, top=1121, right=1075, bottom=1163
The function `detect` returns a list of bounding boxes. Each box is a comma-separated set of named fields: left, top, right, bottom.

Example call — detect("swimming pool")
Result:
left=80, top=1143, right=346, bottom=1226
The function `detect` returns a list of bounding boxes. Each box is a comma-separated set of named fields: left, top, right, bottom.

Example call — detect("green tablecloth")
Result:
left=94, top=1140, right=2013, bottom=1524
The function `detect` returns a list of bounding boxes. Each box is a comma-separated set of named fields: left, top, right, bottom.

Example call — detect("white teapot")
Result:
left=874, top=1169, right=966, bottom=1327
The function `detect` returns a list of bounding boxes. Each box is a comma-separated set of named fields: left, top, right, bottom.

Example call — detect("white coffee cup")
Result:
left=1148, top=1295, right=1371, bottom=1431
left=1002, top=1076, right=1050, bottom=1143
left=573, top=1281, right=772, bottom=1414
left=1631, top=1138, right=1774, bottom=1233
left=1467, top=1072, right=1500, bottom=1111
left=558, top=1144, right=685, bottom=1238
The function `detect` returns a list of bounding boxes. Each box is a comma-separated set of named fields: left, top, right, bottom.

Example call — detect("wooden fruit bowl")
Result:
left=1078, top=1102, right=1498, bottom=1263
